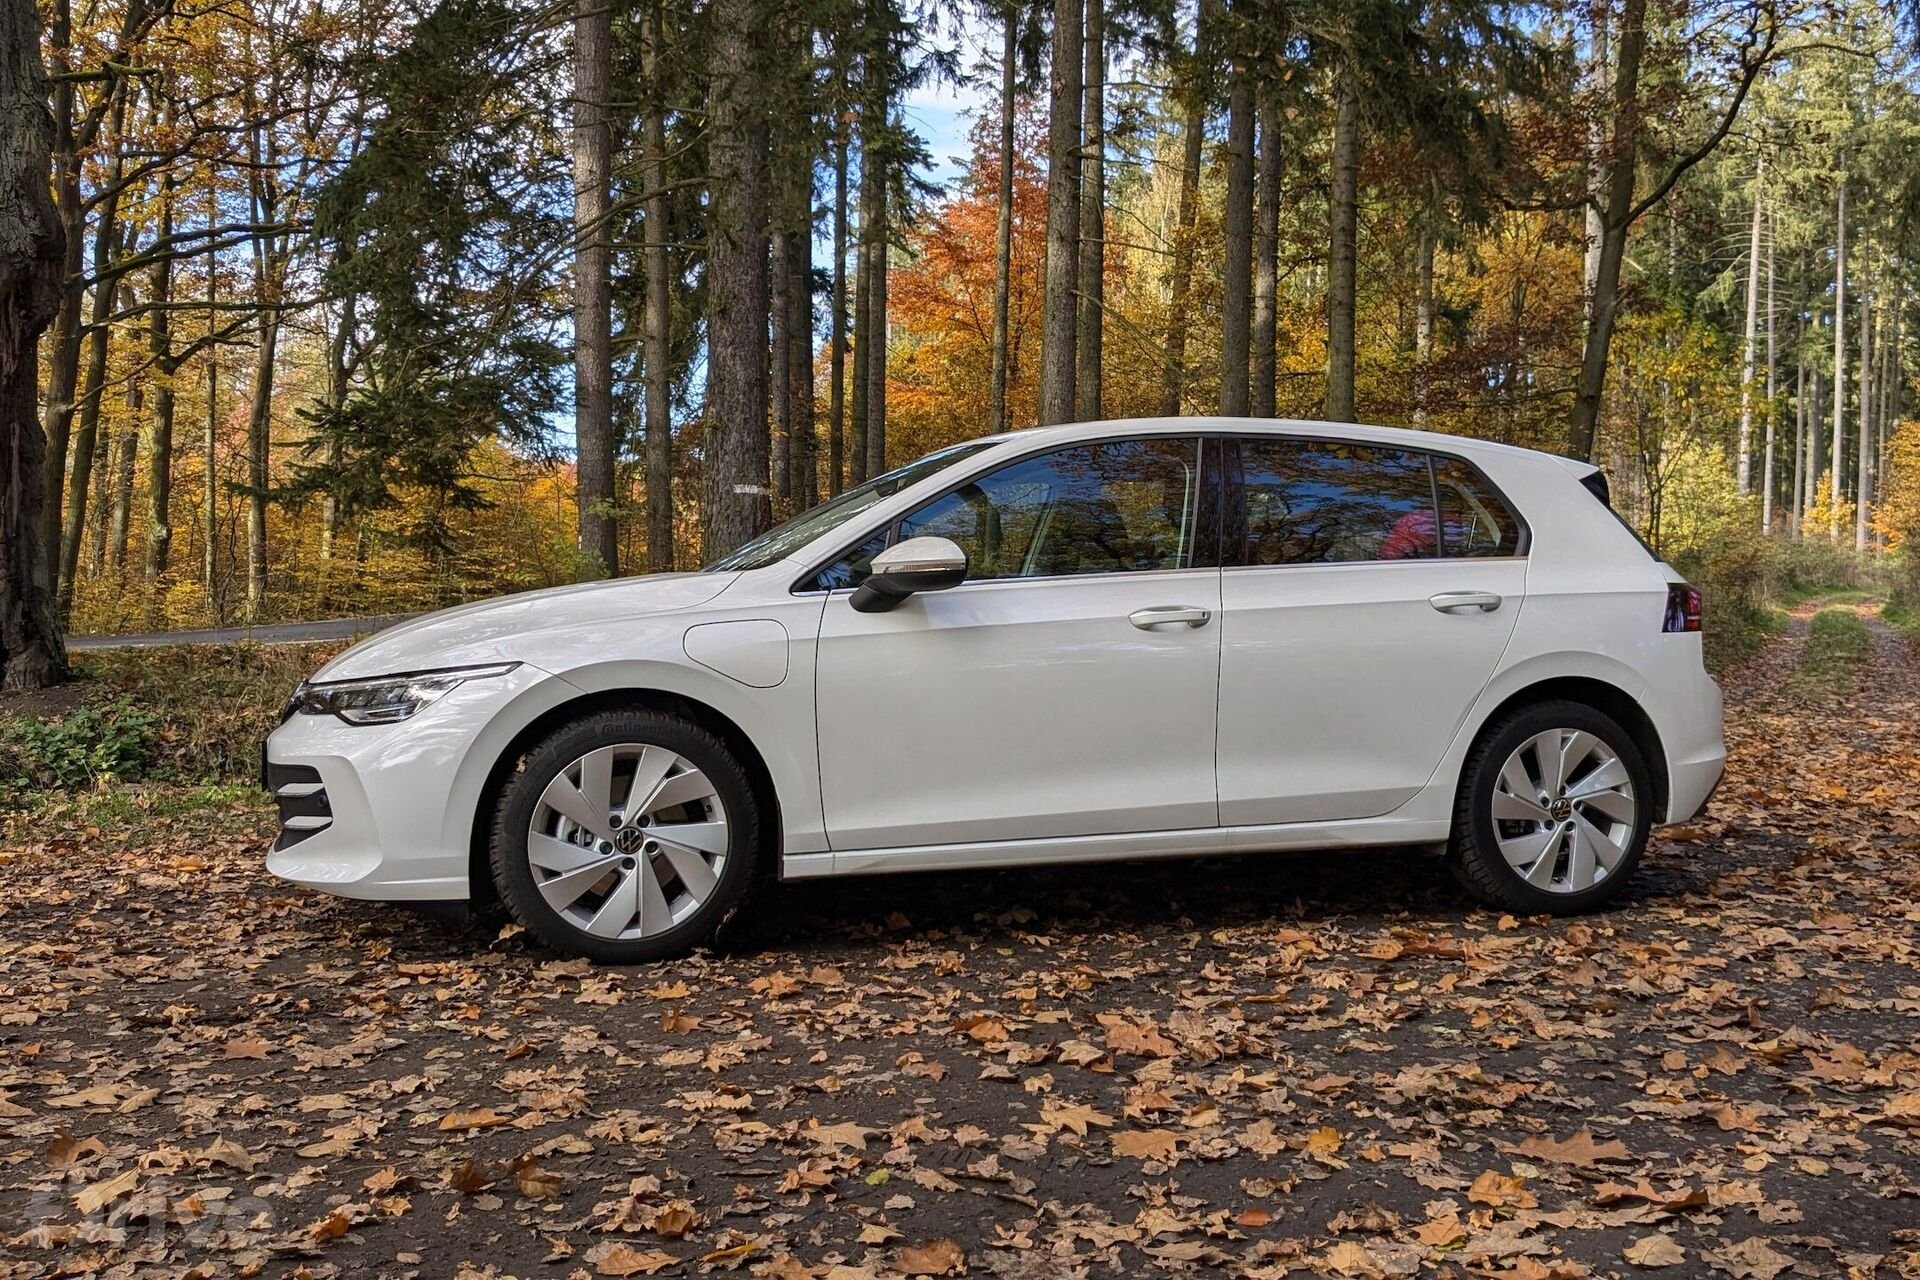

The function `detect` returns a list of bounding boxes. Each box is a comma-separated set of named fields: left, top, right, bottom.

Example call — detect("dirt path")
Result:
left=2, top=611, right=1917, bottom=1279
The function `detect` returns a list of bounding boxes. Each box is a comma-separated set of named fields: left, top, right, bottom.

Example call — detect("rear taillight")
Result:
left=1663, top=583, right=1702, bottom=633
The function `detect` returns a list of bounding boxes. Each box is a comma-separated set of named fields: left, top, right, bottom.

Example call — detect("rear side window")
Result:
left=1239, top=439, right=1439, bottom=565
left=1434, top=457, right=1522, bottom=557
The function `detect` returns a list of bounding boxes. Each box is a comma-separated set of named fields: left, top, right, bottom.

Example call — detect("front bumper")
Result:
left=261, top=663, right=560, bottom=901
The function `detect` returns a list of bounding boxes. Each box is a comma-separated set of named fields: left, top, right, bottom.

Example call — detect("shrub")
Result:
left=74, top=643, right=346, bottom=784
left=0, top=696, right=158, bottom=791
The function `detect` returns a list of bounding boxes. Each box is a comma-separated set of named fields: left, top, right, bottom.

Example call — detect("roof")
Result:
left=984, top=417, right=1597, bottom=475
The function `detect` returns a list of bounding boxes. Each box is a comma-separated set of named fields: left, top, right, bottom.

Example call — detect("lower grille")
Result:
left=267, top=763, right=332, bottom=851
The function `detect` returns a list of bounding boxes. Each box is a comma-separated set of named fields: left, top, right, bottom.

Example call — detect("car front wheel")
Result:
left=1450, top=700, right=1653, bottom=916
left=489, top=710, right=759, bottom=963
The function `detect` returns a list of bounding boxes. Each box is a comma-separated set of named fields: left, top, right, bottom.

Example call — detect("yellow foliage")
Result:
left=1873, top=420, right=1920, bottom=553
left=1802, top=471, right=1857, bottom=545
left=1656, top=441, right=1758, bottom=560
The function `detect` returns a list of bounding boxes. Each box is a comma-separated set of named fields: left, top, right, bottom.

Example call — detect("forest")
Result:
left=1, top=0, right=1919, bottom=690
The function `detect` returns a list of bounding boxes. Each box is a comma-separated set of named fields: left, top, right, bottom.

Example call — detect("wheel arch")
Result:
left=1463, top=676, right=1670, bottom=821
left=466, top=687, right=785, bottom=906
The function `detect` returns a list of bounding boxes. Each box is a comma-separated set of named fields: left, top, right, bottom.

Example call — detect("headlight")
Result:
left=294, top=662, right=520, bottom=726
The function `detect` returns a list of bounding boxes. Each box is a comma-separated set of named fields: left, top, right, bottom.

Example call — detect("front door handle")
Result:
left=1129, top=605, right=1213, bottom=630
left=1429, top=591, right=1503, bottom=614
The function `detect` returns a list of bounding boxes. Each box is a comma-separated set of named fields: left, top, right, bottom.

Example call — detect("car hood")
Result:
left=311, top=573, right=736, bottom=682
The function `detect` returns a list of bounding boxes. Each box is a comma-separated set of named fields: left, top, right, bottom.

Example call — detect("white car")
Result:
left=265, top=418, right=1725, bottom=962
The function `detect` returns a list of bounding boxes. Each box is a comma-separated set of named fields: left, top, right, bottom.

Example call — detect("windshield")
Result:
left=704, top=440, right=1002, bottom=572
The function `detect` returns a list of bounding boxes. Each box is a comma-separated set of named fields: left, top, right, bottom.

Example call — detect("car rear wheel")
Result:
left=1450, top=700, right=1652, bottom=916
left=490, top=710, right=759, bottom=963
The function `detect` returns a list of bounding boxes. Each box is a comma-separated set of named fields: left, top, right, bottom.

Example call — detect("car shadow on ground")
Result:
left=350, top=835, right=1714, bottom=966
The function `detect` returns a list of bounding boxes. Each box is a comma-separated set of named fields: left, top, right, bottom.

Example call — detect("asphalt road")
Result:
left=67, top=613, right=413, bottom=652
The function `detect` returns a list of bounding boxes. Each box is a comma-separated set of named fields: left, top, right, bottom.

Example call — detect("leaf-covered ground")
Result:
left=2, top=607, right=1918, bottom=1280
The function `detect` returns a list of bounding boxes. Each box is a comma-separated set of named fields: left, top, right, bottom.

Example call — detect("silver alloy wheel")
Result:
left=526, top=743, right=729, bottom=940
left=1490, top=728, right=1637, bottom=894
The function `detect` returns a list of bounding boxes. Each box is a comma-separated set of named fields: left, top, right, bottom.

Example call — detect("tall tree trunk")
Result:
left=1, top=0, right=68, bottom=689
left=1324, top=56, right=1359, bottom=423
left=145, top=176, right=177, bottom=583
left=106, top=375, right=140, bottom=573
left=850, top=181, right=870, bottom=485
left=202, top=237, right=220, bottom=614
left=86, top=411, right=109, bottom=574
left=38, top=0, right=83, bottom=586
left=1037, top=0, right=1081, bottom=425
left=245, top=308, right=278, bottom=616
left=641, top=0, right=674, bottom=572
left=1737, top=153, right=1762, bottom=494
left=1160, top=95, right=1205, bottom=415
left=1582, top=0, right=1609, bottom=327
left=1761, top=203, right=1776, bottom=532
left=1567, top=0, right=1647, bottom=461
left=55, top=63, right=132, bottom=611
left=770, top=221, right=792, bottom=503
left=1075, top=0, right=1104, bottom=420
left=1251, top=75, right=1282, bottom=418
left=1829, top=172, right=1845, bottom=540
left=1791, top=327, right=1804, bottom=536
left=990, top=4, right=1017, bottom=433
left=864, top=167, right=888, bottom=475
left=1855, top=275, right=1870, bottom=551
left=241, top=72, right=284, bottom=620
left=1219, top=12, right=1254, bottom=417
left=318, top=288, right=352, bottom=566
left=1414, top=221, right=1435, bottom=428
left=56, top=269, right=119, bottom=615
left=701, top=0, right=771, bottom=559
left=787, top=229, right=816, bottom=508
left=1807, top=367, right=1822, bottom=528
left=828, top=124, right=848, bottom=495
left=573, top=0, right=617, bottom=575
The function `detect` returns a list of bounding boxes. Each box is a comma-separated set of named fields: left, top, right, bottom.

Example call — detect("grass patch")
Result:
left=1797, top=607, right=1873, bottom=690
left=1777, top=584, right=1878, bottom=610
left=0, top=782, right=272, bottom=849
left=1884, top=598, right=1920, bottom=642
left=1702, top=601, right=1784, bottom=676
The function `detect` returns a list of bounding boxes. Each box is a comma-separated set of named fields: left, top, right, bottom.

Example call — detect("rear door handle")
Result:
left=1429, top=591, right=1503, bottom=614
left=1129, top=605, right=1212, bottom=630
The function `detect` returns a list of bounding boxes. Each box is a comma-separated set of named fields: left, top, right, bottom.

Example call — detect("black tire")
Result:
left=1449, top=699, right=1653, bottom=916
left=489, top=709, right=760, bottom=963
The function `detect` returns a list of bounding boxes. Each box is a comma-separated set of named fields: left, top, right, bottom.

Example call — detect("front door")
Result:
left=813, top=436, right=1222, bottom=852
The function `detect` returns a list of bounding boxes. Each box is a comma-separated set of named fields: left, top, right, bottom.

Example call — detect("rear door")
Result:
left=1216, top=437, right=1526, bottom=826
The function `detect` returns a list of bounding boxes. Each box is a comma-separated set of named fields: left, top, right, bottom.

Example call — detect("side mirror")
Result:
left=849, top=536, right=969, bottom=613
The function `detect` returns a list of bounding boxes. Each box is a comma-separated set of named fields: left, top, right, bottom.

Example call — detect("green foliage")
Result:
left=1799, top=607, right=1873, bottom=689
left=0, top=697, right=157, bottom=792
left=1769, top=539, right=1868, bottom=601
left=78, top=644, right=345, bottom=785
left=1669, top=531, right=1869, bottom=674
left=0, top=644, right=346, bottom=805
left=291, top=0, right=568, bottom=547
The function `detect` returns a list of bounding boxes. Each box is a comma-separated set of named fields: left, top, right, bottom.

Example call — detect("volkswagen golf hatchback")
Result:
left=265, top=419, right=1725, bottom=962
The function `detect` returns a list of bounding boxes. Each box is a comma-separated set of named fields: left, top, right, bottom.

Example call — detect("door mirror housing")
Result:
left=849, top=536, right=969, bottom=613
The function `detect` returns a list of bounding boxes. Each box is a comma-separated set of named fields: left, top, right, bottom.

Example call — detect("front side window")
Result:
left=815, top=437, right=1204, bottom=587
left=898, top=438, right=1203, bottom=580
left=1240, top=439, right=1439, bottom=565
left=707, top=439, right=998, bottom=573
